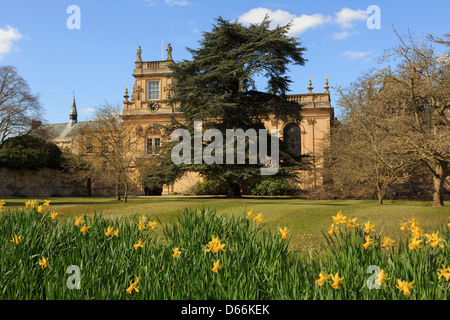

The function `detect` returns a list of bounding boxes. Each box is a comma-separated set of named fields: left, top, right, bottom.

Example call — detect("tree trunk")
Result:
left=432, top=162, right=448, bottom=207
left=378, top=193, right=383, bottom=205
left=115, top=174, right=121, bottom=201
left=229, top=182, right=242, bottom=198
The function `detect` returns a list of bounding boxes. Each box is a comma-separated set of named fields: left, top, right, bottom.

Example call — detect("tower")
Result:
left=69, top=93, right=78, bottom=126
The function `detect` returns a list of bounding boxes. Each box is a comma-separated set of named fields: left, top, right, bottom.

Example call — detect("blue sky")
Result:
left=0, top=0, right=448, bottom=124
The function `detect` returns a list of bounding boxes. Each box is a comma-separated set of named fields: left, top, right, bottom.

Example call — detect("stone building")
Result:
left=37, top=44, right=334, bottom=196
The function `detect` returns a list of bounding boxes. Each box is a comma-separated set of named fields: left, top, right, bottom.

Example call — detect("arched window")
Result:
left=283, top=123, right=301, bottom=156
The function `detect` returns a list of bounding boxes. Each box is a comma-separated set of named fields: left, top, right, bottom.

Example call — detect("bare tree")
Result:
left=75, top=102, right=144, bottom=201
left=0, top=65, right=42, bottom=143
left=377, top=30, right=450, bottom=206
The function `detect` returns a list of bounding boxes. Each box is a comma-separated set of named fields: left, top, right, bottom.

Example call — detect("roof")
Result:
left=35, top=121, right=88, bottom=140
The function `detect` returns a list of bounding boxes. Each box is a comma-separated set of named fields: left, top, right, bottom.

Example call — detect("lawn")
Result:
left=3, top=196, right=449, bottom=253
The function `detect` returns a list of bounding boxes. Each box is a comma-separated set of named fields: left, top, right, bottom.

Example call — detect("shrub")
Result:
left=188, top=179, right=230, bottom=195
left=0, top=134, right=63, bottom=170
left=251, top=179, right=289, bottom=196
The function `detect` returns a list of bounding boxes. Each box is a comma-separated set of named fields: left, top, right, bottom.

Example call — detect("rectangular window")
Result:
left=147, top=81, right=160, bottom=100
left=146, top=137, right=161, bottom=155
left=86, top=137, right=93, bottom=154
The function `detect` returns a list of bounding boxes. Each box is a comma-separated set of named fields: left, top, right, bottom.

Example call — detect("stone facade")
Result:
left=36, top=45, right=334, bottom=196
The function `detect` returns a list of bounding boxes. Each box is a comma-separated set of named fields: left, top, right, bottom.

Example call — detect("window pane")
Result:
left=148, top=81, right=160, bottom=100
left=146, top=138, right=152, bottom=154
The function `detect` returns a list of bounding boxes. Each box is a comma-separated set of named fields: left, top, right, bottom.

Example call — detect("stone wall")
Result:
left=0, top=167, right=88, bottom=197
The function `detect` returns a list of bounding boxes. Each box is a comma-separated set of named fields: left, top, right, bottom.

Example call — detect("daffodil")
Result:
left=172, top=247, right=181, bottom=258
left=410, top=226, right=424, bottom=239
left=43, top=200, right=51, bottom=207
left=330, top=272, right=344, bottom=289
left=133, top=238, right=145, bottom=250
left=211, top=259, right=223, bottom=273
left=253, top=213, right=263, bottom=224
left=246, top=209, right=254, bottom=219
left=375, top=269, right=390, bottom=286
left=437, top=265, right=450, bottom=281
left=74, top=216, right=84, bottom=226
left=363, top=235, right=373, bottom=250
left=346, top=217, right=359, bottom=230
left=332, top=210, right=347, bottom=225
left=278, top=227, right=290, bottom=239
left=49, top=211, right=59, bottom=220
left=211, top=241, right=226, bottom=253
left=381, top=236, right=395, bottom=248
left=38, top=256, right=49, bottom=269
left=408, top=218, right=420, bottom=230
left=425, top=231, right=445, bottom=249
left=105, top=225, right=114, bottom=237
left=399, top=222, right=408, bottom=231
left=148, top=221, right=158, bottom=230
left=363, top=221, right=376, bottom=233
left=137, top=217, right=147, bottom=231
left=408, top=237, right=422, bottom=251
left=112, top=228, right=119, bottom=237
left=396, top=279, right=414, bottom=296
left=80, top=224, right=91, bottom=235
left=328, top=223, right=338, bottom=236
left=37, top=205, right=44, bottom=213
left=315, top=271, right=331, bottom=286
left=0, top=200, right=5, bottom=213
left=10, top=234, right=22, bottom=245
left=126, top=276, right=139, bottom=294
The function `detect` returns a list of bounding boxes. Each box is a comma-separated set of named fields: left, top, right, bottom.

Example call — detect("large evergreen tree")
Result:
left=161, top=17, right=308, bottom=197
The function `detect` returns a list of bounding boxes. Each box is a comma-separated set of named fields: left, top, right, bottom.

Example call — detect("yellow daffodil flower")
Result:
left=408, top=237, right=422, bottom=251
left=246, top=209, right=254, bottom=219
left=375, top=269, right=390, bottom=286
left=112, top=228, right=119, bottom=237
left=211, top=259, right=223, bottom=273
left=332, top=210, right=347, bottom=225
left=37, top=205, right=44, bottom=213
left=253, top=213, right=263, bottom=224
left=399, top=222, right=408, bottom=231
left=80, top=224, right=91, bottom=235
left=381, top=236, right=395, bottom=248
left=363, top=235, right=373, bottom=250
left=10, top=234, right=22, bottom=245
left=172, top=247, right=181, bottom=258
left=126, top=276, right=139, bottom=294
left=39, top=256, right=49, bottom=269
left=148, top=221, right=158, bottom=230
left=408, top=218, right=420, bottom=230
left=425, top=231, right=445, bottom=249
left=211, top=241, right=226, bottom=253
left=134, top=238, right=145, bottom=250
left=44, top=200, right=51, bottom=207
left=328, top=223, right=338, bottom=236
left=396, top=279, right=414, bottom=296
left=363, top=221, right=376, bottom=233
left=278, top=227, right=290, bottom=239
left=49, top=211, right=59, bottom=220
left=437, top=265, right=450, bottom=281
left=105, top=225, right=113, bottom=237
left=315, top=271, right=331, bottom=286
left=346, top=217, right=359, bottom=230
left=410, top=226, right=424, bottom=239
left=74, top=216, right=85, bottom=226
left=330, top=272, right=344, bottom=289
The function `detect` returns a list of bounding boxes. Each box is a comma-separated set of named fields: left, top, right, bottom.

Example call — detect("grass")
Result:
left=2, top=196, right=450, bottom=253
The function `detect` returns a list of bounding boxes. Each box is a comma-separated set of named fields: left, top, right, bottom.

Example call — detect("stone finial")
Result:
left=307, top=76, right=313, bottom=93
left=324, top=75, right=330, bottom=94
left=124, top=85, right=129, bottom=101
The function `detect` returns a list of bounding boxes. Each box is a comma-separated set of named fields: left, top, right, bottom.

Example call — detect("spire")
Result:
left=69, top=92, right=78, bottom=126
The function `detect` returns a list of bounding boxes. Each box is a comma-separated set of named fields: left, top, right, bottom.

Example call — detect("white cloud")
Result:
left=342, top=50, right=372, bottom=59
left=237, top=7, right=331, bottom=35
left=334, top=8, right=368, bottom=29
left=80, top=108, right=95, bottom=116
left=0, top=25, right=23, bottom=59
left=333, top=31, right=351, bottom=40
left=165, top=0, right=190, bottom=6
